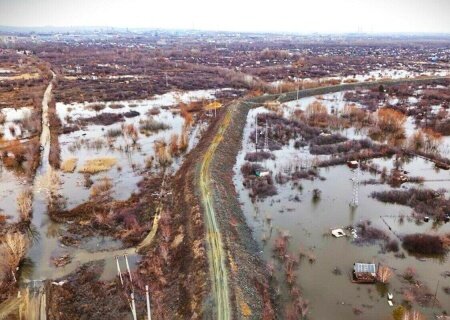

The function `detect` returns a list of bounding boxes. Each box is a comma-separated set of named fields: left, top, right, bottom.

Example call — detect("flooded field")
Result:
left=0, top=88, right=230, bottom=285
left=233, top=94, right=450, bottom=319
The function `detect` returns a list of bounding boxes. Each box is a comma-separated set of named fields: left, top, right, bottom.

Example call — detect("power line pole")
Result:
left=145, top=285, right=152, bottom=320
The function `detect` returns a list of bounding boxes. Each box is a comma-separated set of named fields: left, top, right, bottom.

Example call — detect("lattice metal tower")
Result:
left=264, top=120, right=269, bottom=152
left=255, top=113, right=258, bottom=152
left=350, top=163, right=360, bottom=207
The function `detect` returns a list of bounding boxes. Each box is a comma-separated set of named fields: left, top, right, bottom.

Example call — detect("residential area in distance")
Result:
left=1, top=3, right=450, bottom=320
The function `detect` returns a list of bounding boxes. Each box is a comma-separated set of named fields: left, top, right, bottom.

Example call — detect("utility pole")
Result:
left=124, top=254, right=133, bottom=283
left=145, top=285, right=152, bottom=320
left=115, top=256, right=123, bottom=285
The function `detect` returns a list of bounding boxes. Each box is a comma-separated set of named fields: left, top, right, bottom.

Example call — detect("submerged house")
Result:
left=352, top=263, right=377, bottom=283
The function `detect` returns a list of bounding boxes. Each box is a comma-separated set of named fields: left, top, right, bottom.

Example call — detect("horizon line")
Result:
left=1, top=25, right=450, bottom=37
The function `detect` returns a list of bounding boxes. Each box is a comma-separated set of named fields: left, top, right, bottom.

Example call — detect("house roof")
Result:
left=354, top=263, right=376, bottom=274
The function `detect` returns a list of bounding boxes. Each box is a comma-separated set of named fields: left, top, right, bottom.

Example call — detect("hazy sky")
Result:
left=1, top=0, right=450, bottom=34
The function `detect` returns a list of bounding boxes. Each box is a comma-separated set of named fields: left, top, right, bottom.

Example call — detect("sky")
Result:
left=1, top=0, right=450, bottom=34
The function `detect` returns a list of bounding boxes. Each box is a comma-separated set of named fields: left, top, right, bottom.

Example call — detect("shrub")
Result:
left=170, top=134, right=180, bottom=155
left=385, top=239, right=399, bottom=252
left=179, top=124, right=189, bottom=152
left=17, top=189, right=32, bottom=222
left=79, top=113, right=124, bottom=126
left=123, top=124, right=139, bottom=145
left=154, top=141, right=172, bottom=166
left=376, top=265, right=393, bottom=283
left=90, top=176, right=113, bottom=203
left=139, top=118, right=170, bottom=134
left=310, top=134, right=347, bottom=146
left=105, top=128, right=122, bottom=138
left=244, top=151, right=275, bottom=162
left=0, top=232, right=29, bottom=274
left=372, top=188, right=449, bottom=219
left=123, top=110, right=140, bottom=118
left=86, top=103, right=105, bottom=112
left=354, top=220, right=389, bottom=245
left=402, top=234, right=445, bottom=255
left=377, top=108, right=406, bottom=133
left=147, top=107, right=160, bottom=115
left=109, top=103, right=125, bottom=109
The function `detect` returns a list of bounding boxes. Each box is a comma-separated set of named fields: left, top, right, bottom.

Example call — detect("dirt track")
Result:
left=199, top=106, right=233, bottom=319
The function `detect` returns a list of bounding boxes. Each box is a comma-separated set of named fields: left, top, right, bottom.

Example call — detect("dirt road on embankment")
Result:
left=197, top=75, right=450, bottom=319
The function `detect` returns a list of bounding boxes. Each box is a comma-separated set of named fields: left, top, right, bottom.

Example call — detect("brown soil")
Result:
left=46, top=262, right=133, bottom=320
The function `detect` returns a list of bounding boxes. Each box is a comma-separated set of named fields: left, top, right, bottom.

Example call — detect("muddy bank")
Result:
left=46, top=262, right=132, bottom=320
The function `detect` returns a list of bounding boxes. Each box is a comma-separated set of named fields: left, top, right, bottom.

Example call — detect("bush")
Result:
left=244, top=151, right=275, bottom=162
left=17, top=189, right=32, bottom=222
left=385, top=239, right=399, bottom=252
left=139, top=118, right=170, bottom=134
left=86, top=103, right=106, bottom=112
left=0, top=232, right=29, bottom=275
left=90, top=177, right=113, bottom=203
left=105, top=128, right=122, bottom=138
left=372, top=188, right=450, bottom=219
left=79, top=113, right=124, bottom=126
left=402, top=234, right=445, bottom=255
left=123, top=110, right=140, bottom=118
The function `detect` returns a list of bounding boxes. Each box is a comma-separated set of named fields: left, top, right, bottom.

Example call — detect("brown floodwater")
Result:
left=234, top=102, right=450, bottom=319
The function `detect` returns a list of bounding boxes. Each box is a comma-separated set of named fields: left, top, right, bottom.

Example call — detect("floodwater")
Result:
left=233, top=97, right=450, bottom=319
left=1, top=88, right=229, bottom=285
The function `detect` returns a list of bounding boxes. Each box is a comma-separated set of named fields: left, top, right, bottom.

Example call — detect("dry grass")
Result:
left=123, top=123, right=139, bottom=145
left=154, top=141, right=173, bottom=167
left=179, top=124, right=189, bottom=152
left=79, top=157, right=117, bottom=174
left=60, top=158, right=78, bottom=173
left=17, top=189, right=32, bottom=222
left=90, top=176, right=113, bottom=203
left=0, top=112, right=6, bottom=125
left=0, top=232, right=29, bottom=273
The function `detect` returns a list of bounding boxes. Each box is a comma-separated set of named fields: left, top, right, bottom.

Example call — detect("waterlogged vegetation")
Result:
left=234, top=84, right=450, bottom=319
left=1, top=31, right=450, bottom=319
left=0, top=80, right=234, bottom=317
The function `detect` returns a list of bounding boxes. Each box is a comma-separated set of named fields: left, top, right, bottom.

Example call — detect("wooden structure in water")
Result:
left=352, top=263, right=377, bottom=284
